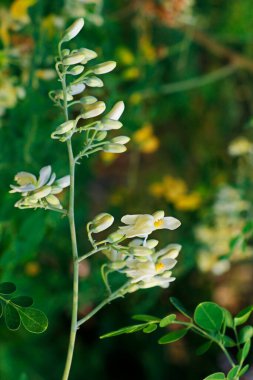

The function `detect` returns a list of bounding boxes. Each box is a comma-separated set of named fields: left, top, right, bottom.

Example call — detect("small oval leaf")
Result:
left=238, top=325, right=253, bottom=344
left=143, top=324, right=157, bottom=334
left=19, top=307, right=48, bottom=334
left=0, top=282, right=16, bottom=295
left=203, top=373, right=226, bottom=380
left=159, top=314, right=177, bottom=328
left=4, top=304, right=21, bottom=331
left=196, top=341, right=212, bottom=356
left=11, top=296, right=33, bottom=308
left=194, top=302, right=224, bottom=332
left=132, top=314, right=160, bottom=322
left=234, top=305, right=253, bottom=326
left=100, top=324, right=146, bottom=339
left=158, top=328, right=188, bottom=344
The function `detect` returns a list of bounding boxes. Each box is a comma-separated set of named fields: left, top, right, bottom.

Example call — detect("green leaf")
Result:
left=223, top=335, right=236, bottom=348
left=158, top=328, right=188, bottom=344
left=242, top=221, right=253, bottom=234
left=203, top=373, right=226, bottom=380
left=4, top=304, right=21, bottom=331
left=0, top=282, right=16, bottom=295
left=222, top=308, right=234, bottom=329
left=19, top=307, right=48, bottom=334
left=194, top=302, right=224, bottom=332
left=170, top=297, right=192, bottom=319
left=227, top=366, right=240, bottom=380
left=143, top=324, right=157, bottom=333
left=132, top=314, right=160, bottom=322
left=239, top=364, right=250, bottom=376
left=229, top=235, right=242, bottom=251
left=100, top=324, right=146, bottom=339
left=234, top=305, right=253, bottom=326
left=238, top=340, right=251, bottom=363
left=11, top=296, right=33, bottom=308
left=159, top=314, right=177, bottom=328
left=238, top=325, right=253, bottom=344
left=196, top=341, right=212, bottom=356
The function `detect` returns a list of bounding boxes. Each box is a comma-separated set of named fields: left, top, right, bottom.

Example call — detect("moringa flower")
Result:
left=62, top=18, right=85, bottom=42
left=10, top=166, right=70, bottom=210
left=119, top=210, right=181, bottom=239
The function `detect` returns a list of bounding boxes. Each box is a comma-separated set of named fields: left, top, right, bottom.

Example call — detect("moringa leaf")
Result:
left=159, top=314, right=177, bottom=328
left=4, top=304, right=21, bottom=331
left=194, top=302, right=224, bottom=332
left=0, top=282, right=16, bottom=295
left=158, top=328, right=188, bottom=344
left=11, top=296, right=33, bottom=308
left=18, top=307, right=48, bottom=334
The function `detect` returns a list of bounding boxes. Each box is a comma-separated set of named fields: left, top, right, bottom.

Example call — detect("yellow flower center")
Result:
left=154, top=219, right=163, bottom=228
left=156, top=262, right=165, bottom=272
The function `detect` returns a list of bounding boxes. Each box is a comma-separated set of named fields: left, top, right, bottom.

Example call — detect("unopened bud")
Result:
left=46, top=194, right=61, bottom=207
left=84, top=76, right=104, bottom=87
left=80, top=96, right=97, bottom=105
left=91, top=213, right=114, bottom=233
left=106, top=231, right=124, bottom=243
left=96, top=131, right=107, bottom=141
left=80, top=101, right=106, bottom=119
left=69, top=65, right=84, bottom=75
left=62, top=18, right=84, bottom=42
left=111, top=136, right=130, bottom=144
left=79, top=48, right=98, bottom=62
left=63, top=52, right=86, bottom=66
left=102, top=119, right=122, bottom=131
left=51, top=120, right=75, bottom=139
left=93, top=61, right=117, bottom=75
left=106, top=101, right=124, bottom=120
left=103, top=143, right=127, bottom=153
left=130, top=247, right=153, bottom=257
left=146, top=239, right=159, bottom=249
left=68, top=83, right=85, bottom=95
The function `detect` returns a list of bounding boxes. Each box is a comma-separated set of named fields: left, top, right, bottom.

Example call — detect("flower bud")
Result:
left=80, top=96, right=97, bottom=105
left=146, top=239, right=159, bottom=249
left=92, top=61, right=117, bottom=75
left=102, top=119, right=122, bottom=130
left=68, top=83, right=85, bottom=95
left=96, top=131, right=107, bottom=141
left=111, top=136, right=130, bottom=144
left=103, top=144, right=127, bottom=153
left=69, top=65, right=84, bottom=75
left=63, top=52, right=86, bottom=66
left=130, top=247, right=153, bottom=257
left=62, top=49, right=70, bottom=56
left=80, top=101, right=106, bottom=119
left=51, top=120, right=75, bottom=139
left=106, top=101, right=124, bottom=120
left=84, top=76, right=103, bottom=87
left=91, top=213, right=114, bottom=233
left=46, top=194, right=61, bottom=207
left=106, top=231, right=124, bottom=243
left=79, top=48, right=98, bottom=62
left=62, top=18, right=84, bottom=42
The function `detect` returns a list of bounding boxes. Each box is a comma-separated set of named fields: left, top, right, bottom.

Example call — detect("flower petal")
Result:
left=38, top=166, right=52, bottom=187
left=162, top=217, right=181, bottom=230
left=56, top=175, right=70, bottom=188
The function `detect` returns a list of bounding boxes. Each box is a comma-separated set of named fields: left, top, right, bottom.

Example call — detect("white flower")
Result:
left=228, top=137, right=253, bottom=156
left=10, top=166, right=70, bottom=210
left=119, top=210, right=181, bottom=238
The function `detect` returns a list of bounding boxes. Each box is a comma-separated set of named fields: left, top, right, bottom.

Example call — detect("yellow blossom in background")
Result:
left=122, top=67, right=140, bottom=81
left=100, top=151, right=117, bottom=164
left=25, top=261, right=40, bottom=276
left=0, top=8, right=11, bottom=46
left=174, top=192, right=202, bottom=211
left=149, top=175, right=201, bottom=211
left=129, top=92, right=142, bottom=105
left=139, top=35, right=156, bottom=63
left=35, top=69, right=56, bottom=81
left=133, top=123, right=159, bottom=154
left=10, top=0, right=37, bottom=24
left=116, top=47, right=135, bottom=66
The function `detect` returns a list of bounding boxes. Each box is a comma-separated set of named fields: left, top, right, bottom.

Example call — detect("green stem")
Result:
left=60, top=54, right=80, bottom=380
left=77, top=282, right=129, bottom=328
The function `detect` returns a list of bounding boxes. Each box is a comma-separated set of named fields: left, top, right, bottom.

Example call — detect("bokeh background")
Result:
left=1, top=0, right=253, bottom=379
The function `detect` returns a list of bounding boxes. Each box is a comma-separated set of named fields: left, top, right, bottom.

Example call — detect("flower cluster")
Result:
left=10, top=165, right=70, bottom=210
left=50, top=18, right=129, bottom=159
left=88, top=210, right=181, bottom=292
